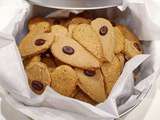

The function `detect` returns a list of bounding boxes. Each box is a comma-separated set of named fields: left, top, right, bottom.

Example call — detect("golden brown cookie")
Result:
left=117, top=25, right=142, bottom=59
left=66, top=17, right=91, bottom=27
left=26, top=62, right=51, bottom=94
left=114, top=26, right=125, bottom=54
left=50, top=65, right=78, bottom=97
left=51, top=25, right=69, bottom=37
left=65, top=17, right=91, bottom=27
left=124, top=39, right=142, bottom=60
left=74, top=88, right=97, bottom=105
left=23, top=55, right=41, bottom=67
left=51, top=36, right=100, bottom=70
left=101, top=54, right=125, bottom=95
left=73, top=24, right=104, bottom=62
left=68, top=24, right=78, bottom=37
left=91, top=18, right=116, bottom=62
left=70, top=86, right=80, bottom=97
left=19, top=32, right=54, bottom=58
left=75, top=69, right=106, bottom=103
left=28, top=17, right=51, bottom=33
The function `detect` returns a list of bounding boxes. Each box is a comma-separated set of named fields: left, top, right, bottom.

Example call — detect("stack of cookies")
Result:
left=19, top=16, right=142, bottom=105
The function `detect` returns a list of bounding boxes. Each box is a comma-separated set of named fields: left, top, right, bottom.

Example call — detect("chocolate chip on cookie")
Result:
left=31, top=80, right=44, bottom=92
left=62, top=46, right=75, bottom=55
left=99, top=26, right=108, bottom=36
left=35, top=39, right=46, bottom=46
left=134, top=43, right=141, bottom=51
left=84, top=70, right=96, bottom=77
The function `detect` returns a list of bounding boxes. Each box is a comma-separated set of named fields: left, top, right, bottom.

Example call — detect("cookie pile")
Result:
left=19, top=17, right=142, bottom=105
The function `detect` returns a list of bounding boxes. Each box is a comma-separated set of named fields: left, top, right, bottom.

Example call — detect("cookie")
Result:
left=73, top=24, right=104, bottom=62
left=51, top=25, right=69, bottom=37
left=23, top=55, right=41, bottom=67
left=117, top=53, right=125, bottom=66
left=68, top=24, right=78, bottom=37
left=91, top=18, right=115, bottom=62
left=26, top=62, right=51, bottom=94
left=50, top=65, right=78, bottom=97
left=101, top=54, right=125, bottom=95
left=75, top=68, right=106, bottom=103
left=114, top=26, right=125, bottom=54
left=117, top=25, right=142, bottom=59
left=74, top=88, right=97, bottom=105
left=19, top=32, right=54, bottom=58
left=124, top=39, right=142, bottom=60
left=28, top=17, right=51, bottom=33
left=70, top=86, right=80, bottom=97
left=51, top=36, right=100, bottom=69
left=67, top=17, right=91, bottom=26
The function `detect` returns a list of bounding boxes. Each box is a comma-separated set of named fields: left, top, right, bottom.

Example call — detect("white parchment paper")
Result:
left=0, top=0, right=159, bottom=120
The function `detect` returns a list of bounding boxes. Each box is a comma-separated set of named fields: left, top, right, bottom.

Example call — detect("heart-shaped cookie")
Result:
left=26, top=62, right=51, bottom=94
left=101, top=54, right=125, bottom=94
left=91, top=18, right=116, bottom=62
left=19, top=32, right=54, bottom=58
left=76, top=69, right=106, bottom=103
left=117, top=25, right=142, bottom=60
left=50, top=65, right=78, bottom=97
left=73, top=24, right=104, bottom=62
left=51, top=36, right=100, bottom=69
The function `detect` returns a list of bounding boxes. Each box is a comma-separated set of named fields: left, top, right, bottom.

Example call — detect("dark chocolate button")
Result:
left=62, top=46, right=74, bottom=55
left=84, top=70, right=96, bottom=77
left=31, top=81, right=44, bottom=91
left=40, top=49, right=52, bottom=58
left=134, top=43, right=141, bottom=51
left=99, top=26, right=108, bottom=36
left=35, top=39, right=46, bottom=46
